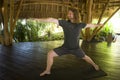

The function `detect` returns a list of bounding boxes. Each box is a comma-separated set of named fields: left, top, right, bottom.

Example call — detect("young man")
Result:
left=35, top=8, right=101, bottom=76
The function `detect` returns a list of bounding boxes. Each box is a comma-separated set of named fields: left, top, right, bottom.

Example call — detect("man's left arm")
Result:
left=85, top=24, right=103, bottom=29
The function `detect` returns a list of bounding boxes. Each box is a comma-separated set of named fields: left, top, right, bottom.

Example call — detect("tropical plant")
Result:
left=94, top=22, right=114, bottom=41
left=14, top=19, right=64, bottom=42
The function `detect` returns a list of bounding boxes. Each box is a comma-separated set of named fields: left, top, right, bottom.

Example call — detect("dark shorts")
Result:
left=53, top=46, right=85, bottom=58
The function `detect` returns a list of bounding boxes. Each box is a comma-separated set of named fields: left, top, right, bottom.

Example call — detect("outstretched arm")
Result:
left=85, top=24, right=102, bottom=29
left=30, top=18, right=59, bottom=26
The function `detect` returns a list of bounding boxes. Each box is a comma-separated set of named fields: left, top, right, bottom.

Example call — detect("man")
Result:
left=35, top=8, right=101, bottom=76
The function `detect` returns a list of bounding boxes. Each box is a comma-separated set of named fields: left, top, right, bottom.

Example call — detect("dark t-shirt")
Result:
left=59, top=20, right=86, bottom=49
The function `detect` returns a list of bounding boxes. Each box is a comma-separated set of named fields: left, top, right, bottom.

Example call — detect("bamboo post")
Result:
left=97, top=7, right=120, bottom=32
left=10, top=0, right=14, bottom=43
left=0, top=0, right=4, bottom=44
left=10, top=0, right=14, bottom=32
left=89, top=7, right=120, bottom=41
left=0, top=1, right=4, bottom=24
left=85, top=0, right=93, bottom=41
left=89, top=0, right=110, bottom=41
left=3, top=0, right=10, bottom=45
left=11, top=0, right=23, bottom=36
left=97, top=0, right=110, bottom=24
left=86, top=0, right=93, bottom=23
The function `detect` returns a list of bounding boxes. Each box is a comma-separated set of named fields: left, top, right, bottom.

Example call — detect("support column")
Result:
left=9, top=0, right=14, bottom=44
left=85, top=0, right=93, bottom=41
left=3, top=0, right=11, bottom=46
left=97, top=7, right=120, bottom=32
left=89, top=0, right=110, bottom=41
left=11, top=0, right=23, bottom=36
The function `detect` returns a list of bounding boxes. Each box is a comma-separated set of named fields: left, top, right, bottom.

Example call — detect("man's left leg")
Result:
left=82, top=55, right=99, bottom=70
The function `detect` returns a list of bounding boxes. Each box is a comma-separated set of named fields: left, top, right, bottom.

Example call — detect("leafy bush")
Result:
left=14, top=19, right=63, bottom=42
left=94, top=23, right=114, bottom=42
left=39, top=32, right=64, bottom=41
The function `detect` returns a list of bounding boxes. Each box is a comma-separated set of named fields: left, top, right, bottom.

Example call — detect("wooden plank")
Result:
left=2, top=41, right=120, bottom=80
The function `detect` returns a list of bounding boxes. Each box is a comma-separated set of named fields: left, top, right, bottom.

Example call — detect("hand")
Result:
left=98, top=24, right=103, bottom=27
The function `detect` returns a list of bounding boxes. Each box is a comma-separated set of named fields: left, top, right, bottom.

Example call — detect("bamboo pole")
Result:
left=11, top=0, right=23, bottom=36
left=87, top=0, right=93, bottom=23
left=89, top=7, right=120, bottom=41
left=0, top=7, right=4, bottom=24
left=0, top=1, right=4, bottom=44
left=10, top=0, right=14, bottom=32
left=14, top=2, right=82, bottom=11
left=97, top=7, right=120, bottom=32
left=89, top=0, right=110, bottom=41
left=10, top=0, right=14, bottom=43
left=97, top=0, right=110, bottom=24
left=3, top=0, right=10, bottom=45
left=85, top=0, right=93, bottom=41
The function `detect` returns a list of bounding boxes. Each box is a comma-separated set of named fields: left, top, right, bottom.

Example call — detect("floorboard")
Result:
left=0, top=36, right=120, bottom=80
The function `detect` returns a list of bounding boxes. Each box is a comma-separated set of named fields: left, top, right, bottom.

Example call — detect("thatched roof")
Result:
left=0, top=0, right=120, bottom=45
left=1, top=0, right=120, bottom=20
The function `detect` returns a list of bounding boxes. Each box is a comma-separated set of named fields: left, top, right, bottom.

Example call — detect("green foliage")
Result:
left=14, top=19, right=114, bottom=42
left=14, top=20, right=27, bottom=42
left=94, top=23, right=114, bottom=41
left=81, top=22, right=114, bottom=42
left=14, top=19, right=63, bottom=42
left=39, top=32, right=64, bottom=41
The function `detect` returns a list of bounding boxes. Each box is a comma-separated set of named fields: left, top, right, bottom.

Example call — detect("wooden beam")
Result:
left=0, top=0, right=3, bottom=8
left=89, top=0, right=110, bottom=41
left=14, top=2, right=82, bottom=11
left=100, top=1, right=120, bottom=3
left=3, top=0, right=10, bottom=45
left=11, top=0, right=23, bottom=36
left=10, top=0, right=14, bottom=34
left=15, top=1, right=73, bottom=6
left=89, top=7, right=120, bottom=41
left=97, top=0, right=110, bottom=24
left=97, top=7, right=120, bottom=31
left=87, top=0, right=93, bottom=23
left=9, top=0, right=14, bottom=43
left=0, top=7, right=4, bottom=24
left=0, top=0, right=4, bottom=44
left=85, top=0, right=93, bottom=41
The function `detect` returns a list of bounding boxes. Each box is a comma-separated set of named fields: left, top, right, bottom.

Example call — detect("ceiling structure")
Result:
left=0, top=0, right=120, bottom=22
left=12, top=0, right=120, bottom=19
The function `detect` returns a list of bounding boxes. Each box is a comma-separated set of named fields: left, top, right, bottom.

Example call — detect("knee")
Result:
left=48, top=50, right=58, bottom=58
left=82, top=55, right=88, bottom=60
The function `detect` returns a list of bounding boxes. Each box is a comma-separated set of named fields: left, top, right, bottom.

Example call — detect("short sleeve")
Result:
left=79, top=23, right=86, bottom=28
left=58, top=20, right=67, bottom=28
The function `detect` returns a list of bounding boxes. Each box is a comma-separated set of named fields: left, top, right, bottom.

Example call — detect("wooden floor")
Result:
left=0, top=36, right=120, bottom=80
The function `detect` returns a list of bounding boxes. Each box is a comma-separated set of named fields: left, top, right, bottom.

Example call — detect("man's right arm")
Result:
left=31, top=18, right=59, bottom=26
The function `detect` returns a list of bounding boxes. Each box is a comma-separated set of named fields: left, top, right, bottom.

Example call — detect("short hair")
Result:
left=68, top=8, right=81, bottom=23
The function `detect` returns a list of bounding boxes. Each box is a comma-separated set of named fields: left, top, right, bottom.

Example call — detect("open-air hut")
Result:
left=0, top=0, right=120, bottom=45
left=0, top=0, right=120, bottom=80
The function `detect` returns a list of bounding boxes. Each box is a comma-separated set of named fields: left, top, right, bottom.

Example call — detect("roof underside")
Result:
left=1, top=0, right=120, bottom=20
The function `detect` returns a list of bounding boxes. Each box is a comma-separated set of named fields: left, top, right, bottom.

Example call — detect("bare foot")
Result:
left=94, top=64, right=99, bottom=71
left=40, top=71, right=51, bottom=76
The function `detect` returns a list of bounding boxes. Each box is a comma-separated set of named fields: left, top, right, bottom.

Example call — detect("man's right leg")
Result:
left=40, top=50, right=58, bottom=76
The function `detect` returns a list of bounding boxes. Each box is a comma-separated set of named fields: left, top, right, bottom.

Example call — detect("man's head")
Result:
left=67, top=8, right=80, bottom=23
